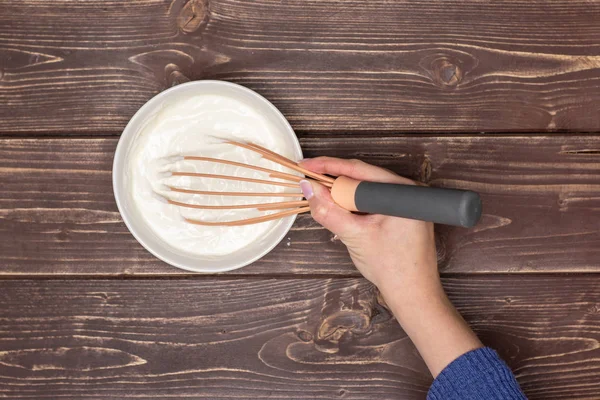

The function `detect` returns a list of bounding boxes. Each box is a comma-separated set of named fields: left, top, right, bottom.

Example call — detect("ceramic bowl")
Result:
left=112, top=80, right=302, bottom=272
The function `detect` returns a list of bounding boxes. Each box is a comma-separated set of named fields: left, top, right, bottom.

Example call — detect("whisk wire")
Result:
left=226, top=140, right=335, bottom=185
left=170, top=172, right=299, bottom=188
left=182, top=156, right=302, bottom=183
left=184, top=206, right=311, bottom=227
left=166, top=198, right=309, bottom=211
left=160, top=140, right=334, bottom=226
left=167, top=186, right=302, bottom=197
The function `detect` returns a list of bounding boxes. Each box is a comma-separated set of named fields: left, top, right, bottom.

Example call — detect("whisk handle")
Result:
left=330, top=177, right=482, bottom=228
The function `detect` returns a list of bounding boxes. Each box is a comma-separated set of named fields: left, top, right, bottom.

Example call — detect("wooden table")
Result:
left=1, top=1, right=599, bottom=398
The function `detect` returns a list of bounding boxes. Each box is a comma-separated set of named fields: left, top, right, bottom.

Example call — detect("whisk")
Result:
left=157, top=140, right=483, bottom=228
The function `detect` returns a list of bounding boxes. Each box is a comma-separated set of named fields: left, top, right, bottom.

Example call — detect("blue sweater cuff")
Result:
left=427, top=347, right=527, bottom=400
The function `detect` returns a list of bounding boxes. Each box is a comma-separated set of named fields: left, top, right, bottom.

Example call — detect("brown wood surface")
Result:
left=2, top=0, right=600, bottom=134
left=1, top=135, right=599, bottom=276
left=2, top=0, right=600, bottom=398
left=0, top=276, right=597, bottom=399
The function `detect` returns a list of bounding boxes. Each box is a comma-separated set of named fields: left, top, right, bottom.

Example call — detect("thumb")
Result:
left=299, top=180, right=361, bottom=238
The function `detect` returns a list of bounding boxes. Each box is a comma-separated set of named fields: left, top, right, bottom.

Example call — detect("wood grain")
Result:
left=2, top=0, right=600, bottom=134
left=0, top=275, right=597, bottom=399
left=1, top=135, right=598, bottom=276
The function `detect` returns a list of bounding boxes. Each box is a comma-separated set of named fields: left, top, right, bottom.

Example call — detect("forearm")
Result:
left=381, top=273, right=483, bottom=377
left=299, top=157, right=523, bottom=396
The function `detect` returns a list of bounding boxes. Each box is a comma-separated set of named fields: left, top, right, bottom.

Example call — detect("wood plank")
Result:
left=0, top=275, right=597, bottom=399
left=2, top=0, right=600, bottom=134
left=1, top=135, right=599, bottom=276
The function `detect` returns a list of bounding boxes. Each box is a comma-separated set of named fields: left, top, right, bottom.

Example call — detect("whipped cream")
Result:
left=126, top=93, right=300, bottom=257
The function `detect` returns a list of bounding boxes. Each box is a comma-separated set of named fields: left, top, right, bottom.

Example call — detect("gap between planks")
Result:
left=2, top=132, right=600, bottom=139
left=0, top=272, right=599, bottom=281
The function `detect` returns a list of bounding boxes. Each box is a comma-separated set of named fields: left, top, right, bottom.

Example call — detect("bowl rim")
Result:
left=112, top=80, right=303, bottom=273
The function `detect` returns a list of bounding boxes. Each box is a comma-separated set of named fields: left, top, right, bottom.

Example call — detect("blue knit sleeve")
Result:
left=427, top=347, right=527, bottom=400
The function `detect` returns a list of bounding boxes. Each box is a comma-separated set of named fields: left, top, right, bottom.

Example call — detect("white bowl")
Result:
left=112, top=80, right=302, bottom=273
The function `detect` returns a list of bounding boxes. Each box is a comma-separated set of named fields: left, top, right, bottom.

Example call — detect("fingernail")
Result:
left=298, top=158, right=311, bottom=163
left=299, top=180, right=314, bottom=199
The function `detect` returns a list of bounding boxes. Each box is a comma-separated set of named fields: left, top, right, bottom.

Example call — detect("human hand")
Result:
left=299, top=157, right=482, bottom=377
left=298, top=157, right=441, bottom=300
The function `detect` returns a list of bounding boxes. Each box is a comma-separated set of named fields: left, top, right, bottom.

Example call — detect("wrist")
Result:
left=377, top=265, right=444, bottom=306
left=378, top=272, right=448, bottom=326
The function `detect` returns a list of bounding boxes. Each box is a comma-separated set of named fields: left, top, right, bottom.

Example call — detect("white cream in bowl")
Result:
left=113, top=81, right=303, bottom=272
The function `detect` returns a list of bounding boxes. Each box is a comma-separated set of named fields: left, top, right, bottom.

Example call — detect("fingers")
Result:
left=300, top=180, right=362, bottom=237
left=300, top=157, right=413, bottom=185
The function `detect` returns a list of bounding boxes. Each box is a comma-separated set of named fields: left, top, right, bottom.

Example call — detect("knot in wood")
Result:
left=586, top=304, right=600, bottom=315
left=433, top=59, right=462, bottom=87
left=169, top=70, right=191, bottom=87
left=56, top=227, right=69, bottom=241
left=178, top=0, right=209, bottom=34
left=419, top=50, right=476, bottom=89
left=420, top=156, right=432, bottom=183
left=313, top=286, right=383, bottom=354
left=557, top=198, right=567, bottom=207
left=317, top=310, right=371, bottom=342
left=314, top=309, right=371, bottom=353
left=296, top=330, right=313, bottom=342
left=165, top=63, right=191, bottom=87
